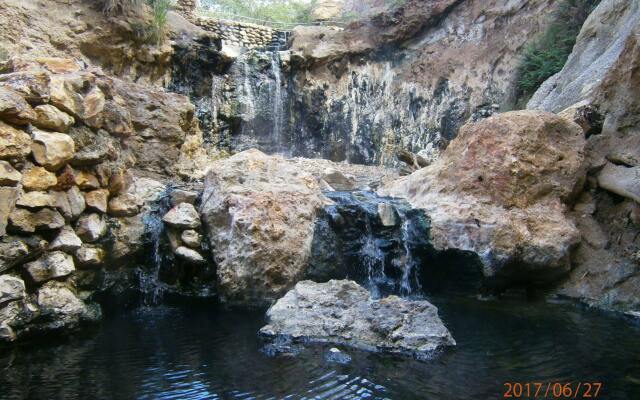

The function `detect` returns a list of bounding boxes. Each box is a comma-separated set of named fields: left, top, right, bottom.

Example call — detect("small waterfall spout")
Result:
left=139, top=189, right=173, bottom=305
left=309, top=191, right=433, bottom=298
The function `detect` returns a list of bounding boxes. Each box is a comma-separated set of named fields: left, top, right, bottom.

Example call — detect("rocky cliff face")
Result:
left=284, top=0, right=557, bottom=165
left=527, top=0, right=640, bottom=311
left=173, top=0, right=559, bottom=166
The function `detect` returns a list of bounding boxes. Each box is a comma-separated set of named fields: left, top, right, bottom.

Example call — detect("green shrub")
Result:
left=102, top=0, right=172, bottom=44
left=516, top=0, right=601, bottom=99
left=145, top=0, right=172, bottom=44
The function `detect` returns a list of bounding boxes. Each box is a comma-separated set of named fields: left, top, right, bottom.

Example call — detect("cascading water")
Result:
left=139, top=189, right=173, bottom=305
left=309, top=191, right=433, bottom=298
left=270, top=52, right=284, bottom=154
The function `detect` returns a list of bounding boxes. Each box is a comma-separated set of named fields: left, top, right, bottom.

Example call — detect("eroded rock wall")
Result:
left=527, top=0, right=640, bottom=311
left=284, top=0, right=558, bottom=165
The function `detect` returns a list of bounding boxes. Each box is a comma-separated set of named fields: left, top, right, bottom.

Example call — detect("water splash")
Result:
left=361, top=217, right=387, bottom=299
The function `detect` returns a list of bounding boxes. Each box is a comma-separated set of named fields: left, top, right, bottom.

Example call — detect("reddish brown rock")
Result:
left=381, top=111, right=586, bottom=284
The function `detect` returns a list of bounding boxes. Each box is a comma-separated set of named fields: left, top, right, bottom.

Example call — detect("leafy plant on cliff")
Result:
left=145, top=0, right=172, bottom=44
left=516, top=0, right=601, bottom=100
left=102, top=0, right=173, bottom=44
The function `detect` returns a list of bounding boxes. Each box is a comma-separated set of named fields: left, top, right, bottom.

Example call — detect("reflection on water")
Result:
left=1, top=298, right=640, bottom=400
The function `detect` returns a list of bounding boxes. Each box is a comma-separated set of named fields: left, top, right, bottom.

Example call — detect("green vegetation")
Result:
left=200, top=0, right=318, bottom=26
left=516, top=0, right=601, bottom=99
left=145, top=0, right=172, bottom=44
left=102, top=0, right=172, bottom=44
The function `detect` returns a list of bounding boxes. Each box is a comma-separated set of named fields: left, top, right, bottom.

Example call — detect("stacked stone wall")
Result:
left=174, top=0, right=280, bottom=49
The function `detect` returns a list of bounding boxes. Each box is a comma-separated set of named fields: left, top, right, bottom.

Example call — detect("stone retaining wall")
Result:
left=175, top=0, right=279, bottom=49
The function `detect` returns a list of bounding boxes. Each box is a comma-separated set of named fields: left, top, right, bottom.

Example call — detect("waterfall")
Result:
left=361, top=217, right=387, bottom=299
left=309, top=191, right=432, bottom=299
left=270, top=52, right=284, bottom=154
left=241, top=60, right=256, bottom=120
left=139, top=189, right=173, bottom=305
left=398, top=209, right=423, bottom=297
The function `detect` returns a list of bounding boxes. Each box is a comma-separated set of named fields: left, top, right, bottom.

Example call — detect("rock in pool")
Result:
left=260, top=280, right=455, bottom=360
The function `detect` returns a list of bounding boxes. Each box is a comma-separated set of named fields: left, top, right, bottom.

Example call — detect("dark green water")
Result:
left=1, top=297, right=639, bottom=400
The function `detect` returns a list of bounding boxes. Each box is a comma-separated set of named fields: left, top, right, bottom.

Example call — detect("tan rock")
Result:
left=49, top=72, right=93, bottom=118
left=82, top=87, right=106, bottom=129
left=21, top=167, right=57, bottom=191
left=162, top=203, right=200, bottom=229
left=74, top=170, right=100, bottom=190
left=181, top=229, right=201, bottom=248
left=33, top=104, right=75, bottom=132
left=31, top=129, right=75, bottom=171
left=84, top=189, right=109, bottom=213
left=380, top=111, right=586, bottom=283
left=201, top=149, right=325, bottom=307
left=49, top=225, right=83, bottom=252
left=108, top=193, right=141, bottom=217
left=8, top=207, right=65, bottom=233
left=75, top=213, right=107, bottom=243
left=597, top=163, right=640, bottom=203
left=174, top=246, right=205, bottom=264
left=0, top=86, right=36, bottom=125
left=24, top=251, right=75, bottom=283
left=0, top=70, right=51, bottom=104
left=0, top=187, right=18, bottom=236
left=66, top=186, right=86, bottom=219
left=75, top=246, right=105, bottom=268
left=0, top=161, right=21, bottom=186
left=15, top=191, right=56, bottom=209
left=0, top=121, right=31, bottom=163
left=35, top=58, right=81, bottom=74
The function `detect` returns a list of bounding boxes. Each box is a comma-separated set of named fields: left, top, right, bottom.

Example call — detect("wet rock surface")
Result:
left=260, top=280, right=455, bottom=360
left=308, top=190, right=432, bottom=297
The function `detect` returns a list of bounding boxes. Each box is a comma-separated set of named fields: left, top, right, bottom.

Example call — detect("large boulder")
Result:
left=201, top=149, right=326, bottom=307
left=260, top=280, right=456, bottom=360
left=0, top=235, right=47, bottom=274
left=49, top=225, right=82, bottom=252
left=380, top=111, right=586, bottom=285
